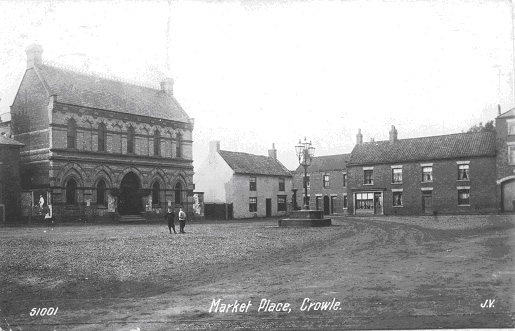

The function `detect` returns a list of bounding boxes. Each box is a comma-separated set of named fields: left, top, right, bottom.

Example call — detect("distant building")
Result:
left=0, top=135, right=24, bottom=221
left=346, top=126, right=498, bottom=215
left=10, top=44, right=194, bottom=222
left=195, top=141, right=293, bottom=219
left=292, top=153, right=350, bottom=215
left=496, top=108, right=515, bottom=212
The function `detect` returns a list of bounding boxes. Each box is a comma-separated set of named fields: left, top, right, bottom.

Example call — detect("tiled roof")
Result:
left=348, top=131, right=496, bottom=166
left=33, top=64, right=190, bottom=122
left=498, top=107, right=515, bottom=119
left=0, top=135, right=24, bottom=146
left=218, top=150, right=292, bottom=177
left=294, top=153, right=350, bottom=173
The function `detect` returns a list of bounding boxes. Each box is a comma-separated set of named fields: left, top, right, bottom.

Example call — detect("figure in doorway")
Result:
left=39, top=195, right=45, bottom=209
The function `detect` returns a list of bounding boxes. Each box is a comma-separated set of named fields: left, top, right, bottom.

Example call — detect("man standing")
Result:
left=165, top=207, right=177, bottom=234
left=178, top=207, right=186, bottom=234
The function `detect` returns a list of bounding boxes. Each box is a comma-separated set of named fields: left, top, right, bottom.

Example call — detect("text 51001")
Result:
left=30, top=307, right=58, bottom=316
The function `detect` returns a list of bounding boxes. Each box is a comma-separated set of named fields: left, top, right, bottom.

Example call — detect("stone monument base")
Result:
left=278, top=210, right=331, bottom=227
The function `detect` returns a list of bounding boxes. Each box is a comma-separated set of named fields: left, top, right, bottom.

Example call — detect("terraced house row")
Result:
left=294, top=116, right=515, bottom=215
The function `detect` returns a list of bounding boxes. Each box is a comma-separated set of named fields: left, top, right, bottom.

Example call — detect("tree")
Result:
left=467, top=120, right=495, bottom=133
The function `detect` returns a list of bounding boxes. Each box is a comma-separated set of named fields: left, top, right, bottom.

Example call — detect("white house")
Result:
left=195, top=141, right=293, bottom=219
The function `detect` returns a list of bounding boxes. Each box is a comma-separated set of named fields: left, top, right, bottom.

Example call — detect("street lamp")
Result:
left=295, top=137, right=315, bottom=210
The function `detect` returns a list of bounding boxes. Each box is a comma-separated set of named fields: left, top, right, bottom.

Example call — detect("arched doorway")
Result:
left=119, top=172, right=141, bottom=215
left=502, top=179, right=515, bottom=212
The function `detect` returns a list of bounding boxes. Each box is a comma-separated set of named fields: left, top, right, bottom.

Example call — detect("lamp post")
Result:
left=295, top=137, right=315, bottom=210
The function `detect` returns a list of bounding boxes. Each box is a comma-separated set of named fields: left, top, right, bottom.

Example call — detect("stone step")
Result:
left=119, top=215, right=148, bottom=223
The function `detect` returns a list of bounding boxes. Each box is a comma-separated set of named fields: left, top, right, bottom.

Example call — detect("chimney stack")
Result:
left=25, top=44, right=43, bottom=69
left=209, top=140, right=220, bottom=154
left=356, top=129, right=363, bottom=145
left=268, top=143, right=277, bottom=160
left=498, top=104, right=501, bottom=116
left=160, top=77, right=174, bottom=95
left=389, top=125, right=398, bottom=144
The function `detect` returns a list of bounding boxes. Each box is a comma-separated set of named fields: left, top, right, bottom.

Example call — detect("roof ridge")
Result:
left=219, top=149, right=269, bottom=157
left=40, top=60, right=160, bottom=90
left=313, top=153, right=351, bottom=158
left=367, top=130, right=495, bottom=144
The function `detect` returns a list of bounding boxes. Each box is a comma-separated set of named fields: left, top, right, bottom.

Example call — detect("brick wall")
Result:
left=348, top=156, right=497, bottom=215
left=293, top=169, right=348, bottom=214
left=495, top=116, right=515, bottom=181
left=11, top=68, right=50, bottom=135
left=0, top=146, right=22, bottom=221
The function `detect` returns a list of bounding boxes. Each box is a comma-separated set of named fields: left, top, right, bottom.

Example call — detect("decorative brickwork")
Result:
left=9, top=45, right=194, bottom=222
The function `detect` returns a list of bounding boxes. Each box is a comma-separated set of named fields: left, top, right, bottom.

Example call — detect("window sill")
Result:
left=456, top=179, right=470, bottom=182
left=393, top=205, right=403, bottom=208
left=363, top=183, right=374, bottom=186
left=391, top=182, right=403, bottom=185
left=458, top=204, right=470, bottom=207
left=421, top=181, right=433, bottom=183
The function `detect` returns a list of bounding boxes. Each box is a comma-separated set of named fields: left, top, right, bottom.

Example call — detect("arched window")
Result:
left=127, top=126, right=135, bottom=154
left=96, top=179, right=106, bottom=206
left=174, top=182, right=182, bottom=204
left=66, top=178, right=77, bottom=205
left=67, top=119, right=77, bottom=148
left=98, top=123, right=107, bottom=152
left=152, top=181, right=160, bottom=205
left=176, top=133, right=182, bottom=158
left=153, top=130, right=160, bottom=156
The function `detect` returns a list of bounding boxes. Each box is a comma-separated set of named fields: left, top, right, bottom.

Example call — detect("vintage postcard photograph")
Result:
left=0, top=0, right=514, bottom=330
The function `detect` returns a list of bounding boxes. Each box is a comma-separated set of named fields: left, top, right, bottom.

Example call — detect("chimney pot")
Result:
left=268, top=143, right=277, bottom=160
left=25, top=44, right=43, bottom=69
left=356, top=129, right=363, bottom=145
left=160, top=77, right=174, bottom=95
left=209, top=140, right=220, bottom=154
left=389, top=125, right=398, bottom=144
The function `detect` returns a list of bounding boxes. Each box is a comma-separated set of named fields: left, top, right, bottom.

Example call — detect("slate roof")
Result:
left=348, top=131, right=496, bottom=166
left=294, top=153, right=350, bottom=173
left=218, top=150, right=292, bottom=177
left=32, top=64, right=190, bottom=122
left=0, top=134, right=24, bottom=147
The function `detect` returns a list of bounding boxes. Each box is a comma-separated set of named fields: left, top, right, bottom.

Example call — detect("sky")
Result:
left=0, top=0, right=513, bottom=173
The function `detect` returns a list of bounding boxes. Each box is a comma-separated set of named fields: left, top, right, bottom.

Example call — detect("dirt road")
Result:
left=1, top=215, right=513, bottom=330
